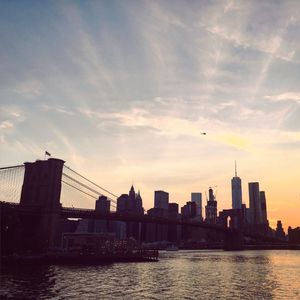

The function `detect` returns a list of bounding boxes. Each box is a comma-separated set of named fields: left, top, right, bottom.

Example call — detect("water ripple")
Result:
left=1, top=250, right=300, bottom=299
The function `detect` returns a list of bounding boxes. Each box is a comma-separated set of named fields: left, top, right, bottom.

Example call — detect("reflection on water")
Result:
left=1, top=250, right=300, bottom=299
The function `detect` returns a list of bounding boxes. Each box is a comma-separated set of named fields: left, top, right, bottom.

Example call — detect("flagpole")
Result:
left=44, top=151, right=51, bottom=160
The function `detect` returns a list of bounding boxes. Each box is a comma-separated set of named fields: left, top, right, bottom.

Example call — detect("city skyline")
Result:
left=1, top=1, right=300, bottom=229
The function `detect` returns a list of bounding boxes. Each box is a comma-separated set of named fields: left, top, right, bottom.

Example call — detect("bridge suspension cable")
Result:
left=64, top=165, right=118, bottom=198
left=62, top=180, right=100, bottom=200
left=61, top=180, right=116, bottom=209
left=62, top=172, right=117, bottom=204
left=0, top=165, right=24, bottom=203
left=61, top=166, right=118, bottom=210
left=62, top=173, right=112, bottom=200
left=0, top=163, right=120, bottom=210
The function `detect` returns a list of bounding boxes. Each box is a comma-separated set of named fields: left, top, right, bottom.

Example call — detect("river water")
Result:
left=1, top=250, right=300, bottom=299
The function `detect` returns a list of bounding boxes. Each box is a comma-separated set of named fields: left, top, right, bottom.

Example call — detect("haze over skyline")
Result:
left=1, top=1, right=299, bottom=229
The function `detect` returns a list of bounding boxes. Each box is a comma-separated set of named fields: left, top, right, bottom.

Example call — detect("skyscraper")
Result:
left=128, top=185, right=136, bottom=211
left=116, top=186, right=144, bottom=215
left=168, top=203, right=179, bottom=214
left=116, top=194, right=129, bottom=213
left=248, top=182, right=263, bottom=225
left=191, top=192, right=202, bottom=220
left=205, top=187, right=217, bottom=224
left=95, top=195, right=110, bottom=213
left=231, top=161, right=242, bottom=209
left=181, top=201, right=197, bottom=219
left=154, top=190, right=169, bottom=210
left=135, top=190, right=144, bottom=215
left=275, top=220, right=286, bottom=240
left=260, top=191, right=268, bottom=225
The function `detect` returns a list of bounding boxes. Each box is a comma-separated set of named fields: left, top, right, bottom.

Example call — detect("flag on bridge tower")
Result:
left=45, top=151, right=51, bottom=160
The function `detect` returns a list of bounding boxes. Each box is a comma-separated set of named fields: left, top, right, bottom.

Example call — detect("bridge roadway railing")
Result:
left=60, top=206, right=230, bottom=233
left=1, top=201, right=286, bottom=243
left=242, top=229, right=288, bottom=244
left=0, top=201, right=238, bottom=234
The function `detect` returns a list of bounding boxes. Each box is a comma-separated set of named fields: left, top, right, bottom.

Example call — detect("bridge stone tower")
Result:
left=20, top=158, right=65, bottom=250
left=219, top=207, right=246, bottom=250
left=20, top=158, right=64, bottom=210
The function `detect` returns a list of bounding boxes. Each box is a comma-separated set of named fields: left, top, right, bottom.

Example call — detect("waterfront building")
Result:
left=191, top=193, right=202, bottom=220
left=248, top=182, right=263, bottom=225
left=154, top=190, right=169, bottom=210
left=146, top=208, right=168, bottom=242
left=168, top=203, right=180, bottom=242
left=95, top=195, right=110, bottom=213
left=231, top=162, right=242, bottom=209
left=288, top=226, right=300, bottom=244
left=127, top=186, right=144, bottom=240
left=205, top=187, right=217, bottom=224
left=116, top=186, right=144, bottom=240
left=275, top=220, right=286, bottom=240
left=62, top=232, right=115, bottom=253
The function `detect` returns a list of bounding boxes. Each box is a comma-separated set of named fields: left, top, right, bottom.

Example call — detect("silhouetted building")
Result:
left=154, top=190, right=169, bottom=210
left=191, top=193, right=202, bottom=220
left=181, top=201, right=197, bottom=219
left=259, top=191, right=268, bottom=226
left=128, top=186, right=144, bottom=240
left=168, top=203, right=180, bottom=242
left=248, top=182, right=263, bottom=225
left=62, top=232, right=115, bottom=253
left=275, top=220, right=286, bottom=240
left=95, top=195, right=110, bottom=213
left=135, top=190, right=144, bottom=215
left=128, top=185, right=136, bottom=211
left=94, top=196, right=113, bottom=234
left=205, top=187, right=217, bottom=224
left=117, top=194, right=129, bottom=213
left=288, top=226, right=300, bottom=244
left=145, top=208, right=168, bottom=242
left=231, top=161, right=242, bottom=209
left=116, top=186, right=144, bottom=241
left=116, top=186, right=144, bottom=215
left=168, top=203, right=179, bottom=214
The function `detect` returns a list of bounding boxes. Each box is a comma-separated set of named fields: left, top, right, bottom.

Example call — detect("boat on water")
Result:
left=166, top=245, right=179, bottom=251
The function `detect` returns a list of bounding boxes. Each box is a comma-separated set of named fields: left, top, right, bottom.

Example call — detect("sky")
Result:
left=0, top=0, right=300, bottom=230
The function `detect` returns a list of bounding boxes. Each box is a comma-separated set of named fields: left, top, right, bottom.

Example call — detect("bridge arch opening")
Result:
left=226, top=216, right=232, bottom=228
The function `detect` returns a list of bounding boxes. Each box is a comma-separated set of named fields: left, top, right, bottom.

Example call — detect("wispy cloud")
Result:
left=265, top=92, right=300, bottom=103
left=0, top=121, right=13, bottom=130
left=205, top=24, right=295, bottom=62
left=12, top=80, right=44, bottom=98
left=0, top=0, right=300, bottom=227
left=51, top=126, right=86, bottom=168
left=41, top=104, right=75, bottom=115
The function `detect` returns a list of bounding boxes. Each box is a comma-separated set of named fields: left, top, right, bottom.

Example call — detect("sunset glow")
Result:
left=1, top=0, right=299, bottom=230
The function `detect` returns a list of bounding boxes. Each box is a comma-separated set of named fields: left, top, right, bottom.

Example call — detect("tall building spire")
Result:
left=231, top=161, right=242, bottom=209
left=235, top=160, right=237, bottom=177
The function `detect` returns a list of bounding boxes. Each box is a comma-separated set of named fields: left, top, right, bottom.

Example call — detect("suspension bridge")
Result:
left=0, top=158, right=284, bottom=252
